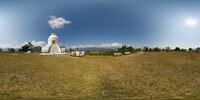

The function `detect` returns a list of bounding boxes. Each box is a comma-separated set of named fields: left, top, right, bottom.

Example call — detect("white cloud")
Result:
left=66, top=42, right=134, bottom=48
left=48, top=15, right=71, bottom=29
left=22, top=41, right=46, bottom=47
left=0, top=41, right=46, bottom=48
left=31, top=41, right=46, bottom=47
left=0, top=42, right=134, bottom=49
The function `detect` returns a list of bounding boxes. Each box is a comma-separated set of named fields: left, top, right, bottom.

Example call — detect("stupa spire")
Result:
left=51, top=31, right=55, bottom=35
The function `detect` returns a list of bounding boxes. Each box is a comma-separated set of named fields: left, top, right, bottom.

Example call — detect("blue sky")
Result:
left=1, top=0, right=200, bottom=49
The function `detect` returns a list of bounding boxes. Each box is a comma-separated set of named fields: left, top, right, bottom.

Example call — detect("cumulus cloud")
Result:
left=66, top=42, right=134, bottom=48
left=48, top=15, right=71, bottom=29
left=23, top=41, right=46, bottom=47
left=31, top=41, right=46, bottom=47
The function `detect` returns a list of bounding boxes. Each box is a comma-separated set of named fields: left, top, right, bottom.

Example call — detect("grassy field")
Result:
left=0, top=52, right=200, bottom=99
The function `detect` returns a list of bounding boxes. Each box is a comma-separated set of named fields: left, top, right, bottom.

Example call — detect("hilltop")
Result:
left=0, top=52, right=200, bottom=99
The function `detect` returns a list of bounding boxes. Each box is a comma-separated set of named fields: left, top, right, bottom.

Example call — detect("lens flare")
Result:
left=186, top=18, right=197, bottom=26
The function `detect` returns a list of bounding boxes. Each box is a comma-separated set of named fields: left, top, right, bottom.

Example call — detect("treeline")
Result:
left=143, top=46, right=200, bottom=52
left=118, top=45, right=142, bottom=54
left=0, top=42, right=41, bottom=53
left=85, top=45, right=142, bottom=56
left=1, top=44, right=200, bottom=54
left=85, top=49, right=116, bottom=56
left=84, top=45, right=200, bottom=56
left=0, top=48, right=16, bottom=53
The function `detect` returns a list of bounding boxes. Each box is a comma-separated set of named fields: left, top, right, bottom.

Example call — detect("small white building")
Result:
left=125, top=52, right=131, bottom=55
left=71, top=48, right=85, bottom=56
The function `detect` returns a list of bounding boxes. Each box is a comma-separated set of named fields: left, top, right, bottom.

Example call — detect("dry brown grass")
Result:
left=0, top=52, right=200, bottom=99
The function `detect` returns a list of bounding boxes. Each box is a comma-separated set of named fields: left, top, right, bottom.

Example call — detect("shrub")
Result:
left=165, top=47, right=170, bottom=52
left=98, top=51, right=103, bottom=55
left=118, top=45, right=134, bottom=54
left=143, top=46, right=148, bottom=52
left=90, top=52, right=98, bottom=55
left=86, top=50, right=91, bottom=55
left=149, top=48, right=153, bottom=52
left=189, top=47, right=193, bottom=52
left=98, top=49, right=116, bottom=56
left=126, top=46, right=134, bottom=53
left=195, top=47, right=200, bottom=52
left=154, top=47, right=160, bottom=52
left=134, top=48, right=142, bottom=53
left=8, top=48, right=15, bottom=53
left=174, top=47, right=181, bottom=51
left=181, top=48, right=186, bottom=52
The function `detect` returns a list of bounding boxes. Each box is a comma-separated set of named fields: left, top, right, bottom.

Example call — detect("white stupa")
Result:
left=41, top=31, right=66, bottom=55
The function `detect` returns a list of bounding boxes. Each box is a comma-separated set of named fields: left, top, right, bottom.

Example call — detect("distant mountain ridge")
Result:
left=1, top=46, right=41, bottom=52
left=67, top=47, right=118, bottom=52
left=1, top=48, right=19, bottom=51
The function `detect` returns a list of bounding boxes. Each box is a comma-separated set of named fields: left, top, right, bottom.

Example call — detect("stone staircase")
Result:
left=49, top=44, right=61, bottom=54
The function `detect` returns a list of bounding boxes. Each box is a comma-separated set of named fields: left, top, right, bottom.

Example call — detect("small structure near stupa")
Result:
left=26, top=47, right=32, bottom=54
left=125, top=52, right=130, bottom=55
left=41, top=31, right=66, bottom=55
left=27, top=50, right=32, bottom=54
left=71, top=47, right=85, bottom=56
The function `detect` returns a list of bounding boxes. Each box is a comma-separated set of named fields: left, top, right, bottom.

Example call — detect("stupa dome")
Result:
left=48, top=32, right=60, bottom=45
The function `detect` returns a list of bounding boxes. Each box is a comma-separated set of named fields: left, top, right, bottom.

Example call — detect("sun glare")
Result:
left=186, top=18, right=197, bottom=26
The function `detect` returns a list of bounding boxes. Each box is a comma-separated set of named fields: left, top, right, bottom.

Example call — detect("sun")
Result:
left=186, top=18, right=197, bottom=26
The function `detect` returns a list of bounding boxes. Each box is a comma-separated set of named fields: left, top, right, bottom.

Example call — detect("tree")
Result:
left=174, top=47, right=181, bottom=51
left=134, top=48, right=142, bottom=52
left=86, top=50, right=91, bottom=55
left=98, top=51, right=102, bottom=55
left=154, top=47, right=160, bottom=52
left=21, top=44, right=29, bottom=52
left=28, top=42, right=34, bottom=48
left=117, top=45, right=135, bottom=54
left=69, top=48, right=73, bottom=52
left=149, top=48, right=153, bottom=52
left=8, top=48, right=15, bottom=53
left=181, top=48, right=186, bottom=52
left=20, top=42, right=34, bottom=52
left=126, top=46, right=134, bottom=53
left=118, top=45, right=126, bottom=54
left=196, top=47, right=200, bottom=52
left=117, top=48, right=122, bottom=53
left=98, top=49, right=106, bottom=55
left=104, top=50, right=116, bottom=55
left=165, top=47, right=170, bottom=52
left=119, top=45, right=127, bottom=54
left=143, top=46, right=148, bottom=52
left=189, top=47, right=193, bottom=52
left=100, top=49, right=105, bottom=53
left=19, top=48, right=22, bottom=52
left=121, top=45, right=127, bottom=52
left=0, top=48, right=2, bottom=52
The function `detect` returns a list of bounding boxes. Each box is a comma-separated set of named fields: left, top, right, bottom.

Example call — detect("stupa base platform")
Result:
left=40, top=53, right=68, bottom=55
